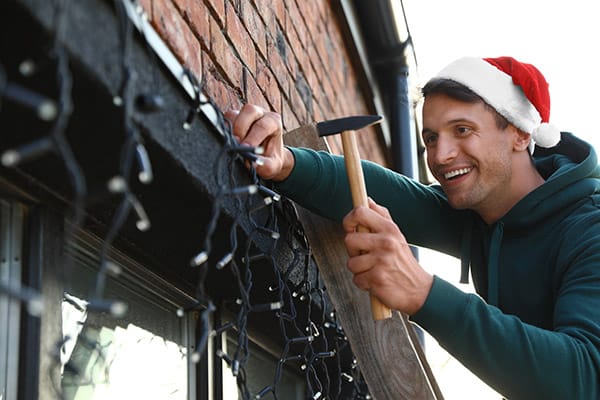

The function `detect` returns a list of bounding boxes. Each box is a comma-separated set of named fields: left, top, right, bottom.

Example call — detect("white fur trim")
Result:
left=436, top=57, right=542, bottom=134
left=532, top=122, right=561, bottom=148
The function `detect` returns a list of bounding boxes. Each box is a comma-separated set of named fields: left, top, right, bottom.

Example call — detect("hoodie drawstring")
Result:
left=487, top=222, right=504, bottom=306
left=460, top=217, right=473, bottom=284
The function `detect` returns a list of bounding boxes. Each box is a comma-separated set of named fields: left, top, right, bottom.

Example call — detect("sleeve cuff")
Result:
left=411, top=275, right=473, bottom=339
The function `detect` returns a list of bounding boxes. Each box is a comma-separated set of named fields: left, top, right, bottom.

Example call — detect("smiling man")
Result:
left=228, top=56, right=600, bottom=399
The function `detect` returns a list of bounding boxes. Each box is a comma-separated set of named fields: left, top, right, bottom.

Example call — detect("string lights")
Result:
left=0, top=0, right=374, bottom=398
left=0, top=0, right=86, bottom=322
left=179, top=87, right=372, bottom=398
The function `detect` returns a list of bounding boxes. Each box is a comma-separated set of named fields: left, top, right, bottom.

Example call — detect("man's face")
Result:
left=421, top=93, right=518, bottom=217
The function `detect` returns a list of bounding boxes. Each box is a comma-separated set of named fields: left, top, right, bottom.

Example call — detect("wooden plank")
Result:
left=283, top=126, right=443, bottom=400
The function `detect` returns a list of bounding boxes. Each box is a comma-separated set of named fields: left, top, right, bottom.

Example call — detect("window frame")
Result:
left=0, top=198, right=25, bottom=400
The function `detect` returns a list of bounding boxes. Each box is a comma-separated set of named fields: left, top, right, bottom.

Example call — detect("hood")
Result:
left=460, top=132, right=600, bottom=304
left=501, top=132, right=600, bottom=230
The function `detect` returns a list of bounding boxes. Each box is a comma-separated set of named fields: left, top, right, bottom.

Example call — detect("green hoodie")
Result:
left=274, top=132, right=600, bottom=399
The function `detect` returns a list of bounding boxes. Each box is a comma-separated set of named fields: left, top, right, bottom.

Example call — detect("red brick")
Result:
left=253, top=0, right=280, bottom=41
left=288, top=82, right=308, bottom=124
left=285, top=17, right=306, bottom=65
left=209, top=15, right=244, bottom=91
left=271, top=1, right=286, bottom=31
left=256, top=58, right=282, bottom=112
left=171, top=0, right=185, bottom=13
left=244, top=74, right=270, bottom=110
left=266, top=35, right=290, bottom=95
left=325, top=135, right=343, bottom=156
left=306, top=41, right=324, bottom=86
left=226, top=5, right=256, bottom=73
left=314, top=26, right=332, bottom=73
left=280, top=32, right=297, bottom=78
left=358, top=128, right=387, bottom=164
left=328, top=26, right=351, bottom=89
left=183, top=0, right=210, bottom=49
left=284, top=17, right=302, bottom=63
left=300, top=59, right=319, bottom=97
left=251, top=0, right=272, bottom=27
left=147, top=0, right=384, bottom=164
left=203, top=58, right=242, bottom=112
left=285, top=1, right=308, bottom=53
left=205, top=0, right=225, bottom=27
left=312, top=99, right=324, bottom=122
left=319, top=91, right=335, bottom=117
left=152, top=0, right=202, bottom=79
left=281, top=96, right=299, bottom=131
left=295, top=0, right=319, bottom=40
left=240, top=2, right=267, bottom=59
left=322, top=76, right=339, bottom=113
left=340, top=81, right=358, bottom=115
left=317, top=0, right=330, bottom=26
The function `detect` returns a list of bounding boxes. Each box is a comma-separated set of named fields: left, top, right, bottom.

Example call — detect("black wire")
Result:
left=10, top=0, right=375, bottom=397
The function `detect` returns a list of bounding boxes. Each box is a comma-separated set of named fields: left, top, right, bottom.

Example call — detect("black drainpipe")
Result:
left=350, top=1, right=417, bottom=178
left=375, top=42, right=415, bottom=176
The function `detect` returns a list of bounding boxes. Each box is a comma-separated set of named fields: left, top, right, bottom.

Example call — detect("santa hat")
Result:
left=434, top=56, right=561, bottom=151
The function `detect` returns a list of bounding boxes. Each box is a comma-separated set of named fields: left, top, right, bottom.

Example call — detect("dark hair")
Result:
left=422, top=78, right=510, bottom=130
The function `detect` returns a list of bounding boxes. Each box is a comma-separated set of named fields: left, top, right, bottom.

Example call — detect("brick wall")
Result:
left=140, top=0, right=388, bottom=165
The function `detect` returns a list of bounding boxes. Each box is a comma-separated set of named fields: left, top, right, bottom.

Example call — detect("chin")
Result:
left=446, top=196, right=470, bottom=210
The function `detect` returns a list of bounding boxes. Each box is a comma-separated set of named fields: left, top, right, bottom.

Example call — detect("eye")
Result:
left=456, top=126, right=472, bottom=135
left=422, top=132, right=437, bottom=147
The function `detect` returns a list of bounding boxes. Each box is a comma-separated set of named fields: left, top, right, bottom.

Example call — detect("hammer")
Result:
left=317, top=115, right=393, bottom=321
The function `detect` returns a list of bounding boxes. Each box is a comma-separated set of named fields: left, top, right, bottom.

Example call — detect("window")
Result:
left=51, top=230, right=197, bottom=399
left=221, top=333, right=306, bottom=399
left=0, top=199, right=25, bottom=400
left=1, top=190, right=333, bottom=400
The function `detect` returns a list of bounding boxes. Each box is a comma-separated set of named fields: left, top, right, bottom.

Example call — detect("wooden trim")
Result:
left=283, top=127, right=443, bottom=400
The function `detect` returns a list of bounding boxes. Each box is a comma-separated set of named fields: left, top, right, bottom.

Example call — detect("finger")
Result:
left=224, top=109, right=241, bottom=140
left=230, top=104, right=266, bottom=143
left=368, top=197, right=392, bottom=219
left=342, top=205, right=371, bottom=233
left=352, top=271, right=371, bottom=292
left=344, top=231, right=372, bottom=257
left=346, top=252, right=374, bottom=275
left=243, top=111, right=282, bottom=148
left=224, top=109, right=239, bottom=123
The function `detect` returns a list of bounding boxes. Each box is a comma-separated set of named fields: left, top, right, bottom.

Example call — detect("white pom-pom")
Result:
left=532, top=122, right=561, bottom=148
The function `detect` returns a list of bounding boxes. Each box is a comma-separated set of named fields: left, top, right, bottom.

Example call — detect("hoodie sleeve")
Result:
left=411, top=273, right=600, bottom=399
left=274, top=147, right=465, bottom=256
left=278, top=147, right=600, bottom=399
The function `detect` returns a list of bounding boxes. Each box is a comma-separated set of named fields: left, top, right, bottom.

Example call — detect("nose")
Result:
left=429, top=134, right=458, bottom=165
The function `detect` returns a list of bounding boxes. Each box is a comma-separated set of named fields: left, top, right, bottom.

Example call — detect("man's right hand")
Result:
left=225, top=104, right=295, bottom=182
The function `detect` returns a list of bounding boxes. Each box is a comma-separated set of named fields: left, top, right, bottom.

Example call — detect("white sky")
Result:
left=403, top=0, right=600, bottom=152
left=398, top=2, right=600, bottom=398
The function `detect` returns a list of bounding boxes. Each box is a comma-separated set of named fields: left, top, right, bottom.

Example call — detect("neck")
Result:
left=480, top=157, right=545, bottom=224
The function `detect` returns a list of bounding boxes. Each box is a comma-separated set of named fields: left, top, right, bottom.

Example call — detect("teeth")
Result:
left=444, top=168, right=471, bottom=180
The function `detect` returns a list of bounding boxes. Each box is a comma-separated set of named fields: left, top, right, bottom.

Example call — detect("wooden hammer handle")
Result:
left=341, top=130, right=393, bottom=321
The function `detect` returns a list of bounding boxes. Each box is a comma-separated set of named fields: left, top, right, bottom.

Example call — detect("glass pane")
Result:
left=59, top=243, right=190, bottom=400
left=0, top=200, right=23, bottom=400
left=223, top=334, right=306, bottom=399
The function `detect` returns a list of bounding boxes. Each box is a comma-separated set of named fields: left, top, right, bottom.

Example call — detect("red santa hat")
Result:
left=434, top=56, right=561, bottom=151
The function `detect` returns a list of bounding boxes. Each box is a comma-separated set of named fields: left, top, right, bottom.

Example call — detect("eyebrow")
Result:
left=421, top=128, right=435, bottom=137
left=422, top=118, right=475, bottom=136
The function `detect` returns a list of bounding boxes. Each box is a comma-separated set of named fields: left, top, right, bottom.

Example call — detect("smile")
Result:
left=444, top=167, right=472, bottom=180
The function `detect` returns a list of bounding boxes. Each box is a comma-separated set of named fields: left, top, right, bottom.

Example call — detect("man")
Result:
left=226, top=56, right=600, bottom=399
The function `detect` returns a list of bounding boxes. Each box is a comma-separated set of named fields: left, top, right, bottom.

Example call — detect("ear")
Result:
left=512, top=127, right=531, bottom=152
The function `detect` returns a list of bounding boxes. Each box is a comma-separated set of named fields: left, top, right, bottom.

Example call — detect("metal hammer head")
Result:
left=316, top=115, right=383, bottom=137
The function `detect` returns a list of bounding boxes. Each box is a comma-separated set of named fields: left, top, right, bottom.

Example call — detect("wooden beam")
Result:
left=283, top=126, right=443, bottom=400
